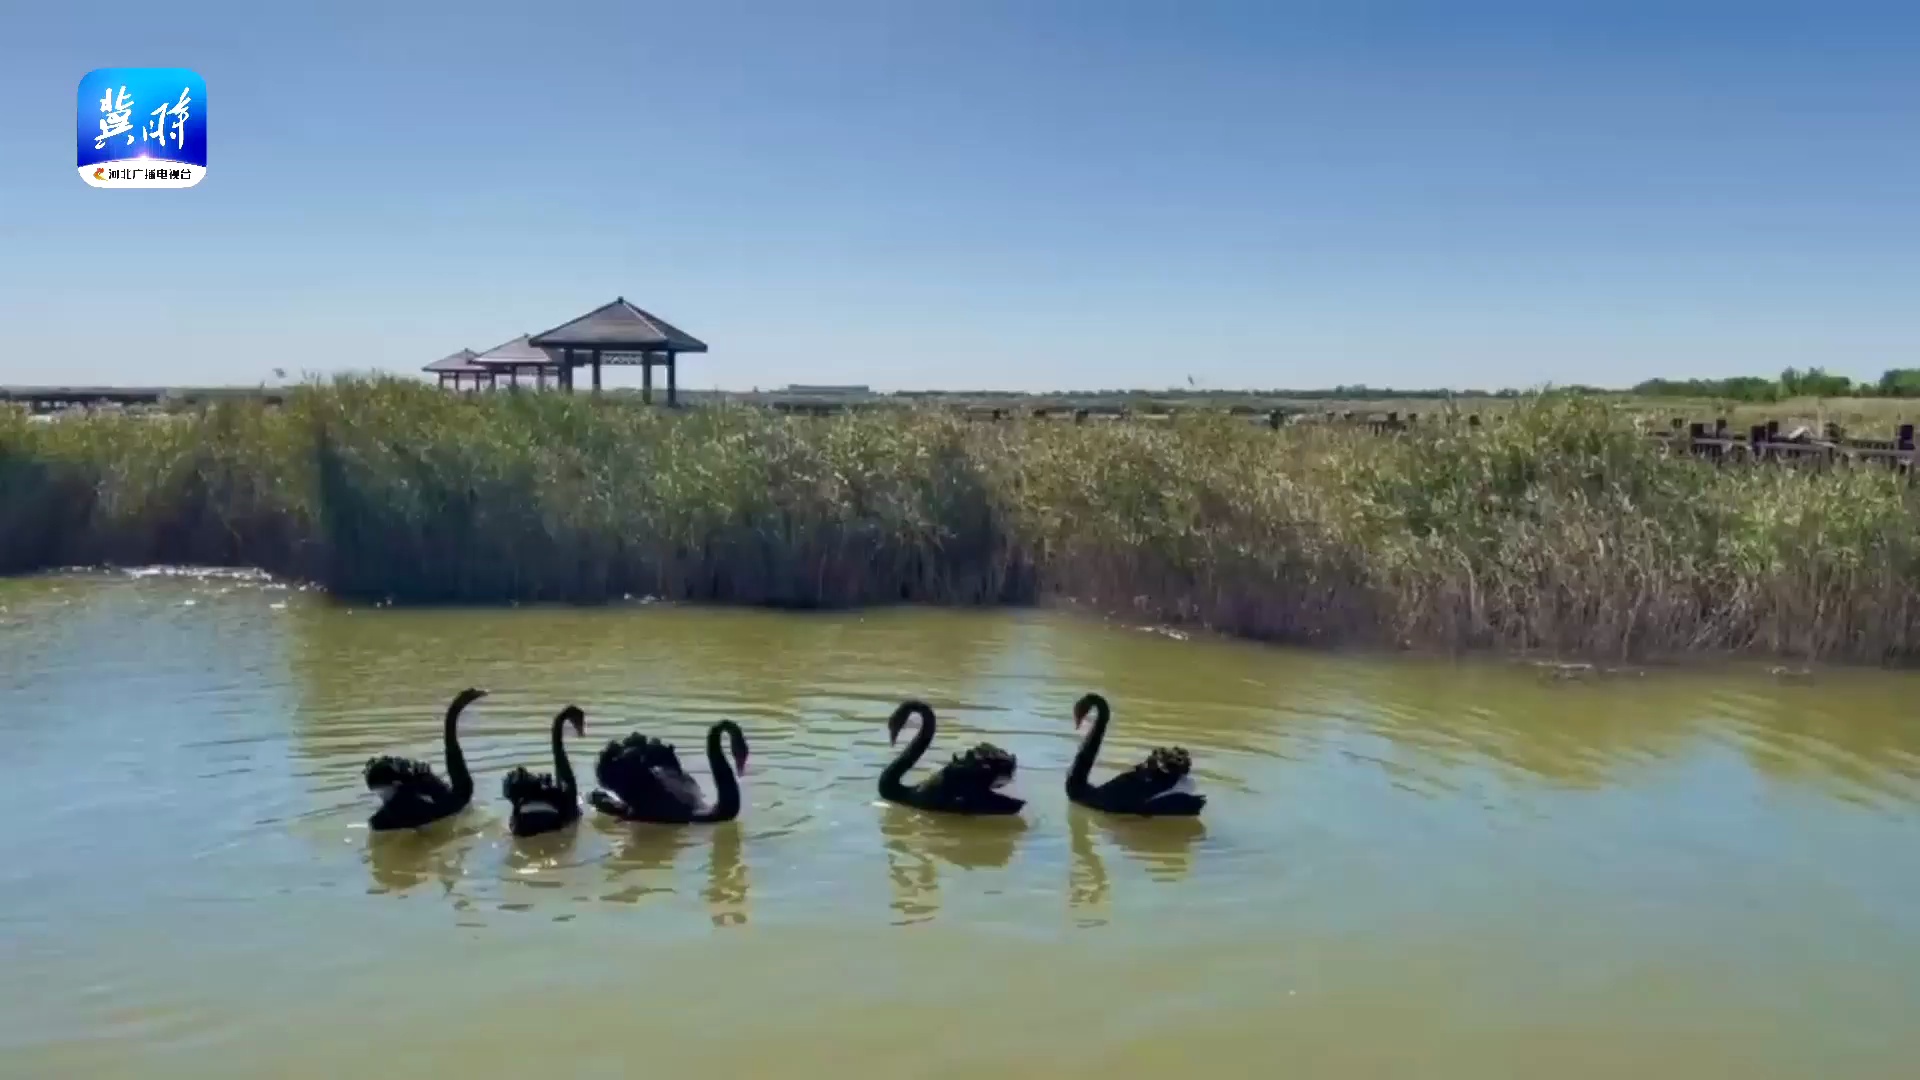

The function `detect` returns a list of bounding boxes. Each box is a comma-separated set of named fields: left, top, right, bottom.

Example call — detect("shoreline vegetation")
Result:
left=6, top=378, right=1920, bottom=666
left=15, top=365, right=1920, bottom=429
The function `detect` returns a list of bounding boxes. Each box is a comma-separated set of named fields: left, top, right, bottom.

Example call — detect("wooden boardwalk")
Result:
left=727, top=399, right=1920, bottom=471
left=5, top=385, right=1914, bottom=470
left=1644, top=417, right=1918, bottom=470
left=0, top=386, right=287, bottom=411
left=760, top=401, right=1919, bottom=472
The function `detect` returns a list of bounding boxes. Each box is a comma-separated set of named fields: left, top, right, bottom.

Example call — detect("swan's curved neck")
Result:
left=1067, top=699, right=1110, bottom=798
left=444, top=696, right=474, bottom=802
left=694, top=722, right=743, bottom=823
left=880, top=708, right=936, bottom=801
left=551, top=715, right=577, bottom=797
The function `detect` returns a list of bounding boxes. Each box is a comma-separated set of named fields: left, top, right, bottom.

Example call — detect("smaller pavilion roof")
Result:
left=470, top=334, right=564, bottom=368
left=528, top=297, right=708, bottom=354
left=423, top=348, right=484, bottom=374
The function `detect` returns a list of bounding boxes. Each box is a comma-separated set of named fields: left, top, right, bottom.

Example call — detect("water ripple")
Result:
left=4, top=577, right=1920, bottom=1074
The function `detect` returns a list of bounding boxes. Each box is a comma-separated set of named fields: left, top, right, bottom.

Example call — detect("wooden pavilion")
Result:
left=423, top=348, right=491, bottom=390
left=527, top=297, right=708, bottom=404
left=469, top=333, right=564, bottom=389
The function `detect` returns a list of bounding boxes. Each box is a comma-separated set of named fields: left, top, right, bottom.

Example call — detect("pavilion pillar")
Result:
left=642, top=358, right=654, bottom=404
left=488, top=371, right=498, bottom=391
left=667, top=351, right=678, bottom=407
left=561, top=349, right=575, bottom=392
left=592, top=348, right=603, bottom=394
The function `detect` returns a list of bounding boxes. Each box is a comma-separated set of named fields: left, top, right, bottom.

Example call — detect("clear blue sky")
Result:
left=4, top=1, right=1917, bottom=392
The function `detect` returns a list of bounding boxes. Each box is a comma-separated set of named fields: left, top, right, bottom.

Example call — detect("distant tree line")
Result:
left=898, top=385, right=1521, bottom=401
left=1631, top=368, right=1920, bottom=401
left=862, top=371, right=1920, bottom=403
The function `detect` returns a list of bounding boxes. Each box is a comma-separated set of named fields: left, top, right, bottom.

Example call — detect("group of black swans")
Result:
left=364, top=689, right=1205, bottom=838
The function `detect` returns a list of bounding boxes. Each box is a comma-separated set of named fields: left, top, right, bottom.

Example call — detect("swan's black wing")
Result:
left=936, top=742, right=1018, bottom=786
left=1093, top=746, right=1200, bottom=806
left=366, top=756, right=463, bottom=830
left=364, top=754, right=453, bottom=802
left=588, top=787, right=638, bottom=818
left=589, top=782, right=701, bottom=823
left=589, top=735, right=703, bottom=822
left=597, top=733, right=684, bottom=782
left=597, top=733, right=704, bottom=809
left=916, top=742, right=1023, bottom=811
left=503, top=766, right=580, bottom=835
left=502, top=766, right=568, bottom=806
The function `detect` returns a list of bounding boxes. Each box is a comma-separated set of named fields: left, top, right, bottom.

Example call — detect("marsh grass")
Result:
left=6, top=378, right=1920, bottom=664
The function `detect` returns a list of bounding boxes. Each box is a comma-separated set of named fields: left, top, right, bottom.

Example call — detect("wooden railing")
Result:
left=929, top=405, right=1920, bottom=471
left=0, top=386, right=288, bottom=411
left=7, top=387, right=1915, bottom=470
left=1645, top=417, right=1918, bottom=470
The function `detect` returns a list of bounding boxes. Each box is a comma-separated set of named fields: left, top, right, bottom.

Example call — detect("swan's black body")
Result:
left=877, top=701, right=1024, bottom=816
left=364, top=688, right=485, bottom=831
left=589, top=721, right=749, bottom=824
left=1066, top=692, right=1206, bottom=817
left=592, top=730, right=706, bottom=811
left=501, top=705, right=586, bottom=837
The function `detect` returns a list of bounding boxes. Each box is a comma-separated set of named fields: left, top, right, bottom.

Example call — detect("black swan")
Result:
left=364, top=687, right=486, bottom=831
left=1066, top=692, right=1206, bottom=817
left=501, top=705, right=587, bottom=837
left=589, top=720, right=750, bottom=824
left=591, top=730, right=706, bottom=812
left=877, top=700, right=1023, bottom=816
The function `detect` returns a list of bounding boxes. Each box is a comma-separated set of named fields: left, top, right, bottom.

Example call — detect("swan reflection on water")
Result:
left=1068, top=807, right=1205, bottom=926
left=880, top=803, right=1029, bottom=925
left=504, top=825, right=580, bottom=868
left=594, top=817, right=750, bottom=925
left=498, top=824, right=586, bottom=915
left=598, top=815, right=698, bottom=881
left=702, top=822, right=749, bottom=927
left=363, top=818, right=482, bottom=896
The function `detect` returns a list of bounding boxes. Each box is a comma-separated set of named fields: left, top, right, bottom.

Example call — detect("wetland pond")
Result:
left=1, top=572, right=1918, bottom=1078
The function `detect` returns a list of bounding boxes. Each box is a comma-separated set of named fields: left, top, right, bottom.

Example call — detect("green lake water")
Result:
left=1, top=571, right=1916, bottom=1077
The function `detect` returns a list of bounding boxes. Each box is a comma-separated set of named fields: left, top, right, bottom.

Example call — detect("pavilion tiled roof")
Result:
left=469, top=334, right=562, bottom=367
left=422, top=348, right=483, bottom=373
left=528, top=297, right=708, bottom=353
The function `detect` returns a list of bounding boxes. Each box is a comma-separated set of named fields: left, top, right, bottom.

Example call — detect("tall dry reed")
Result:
left=4, top=377, right=1918, bottom=663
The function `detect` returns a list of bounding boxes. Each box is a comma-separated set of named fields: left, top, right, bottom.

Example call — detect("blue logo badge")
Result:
left=77, top=67, right=207, bottom=189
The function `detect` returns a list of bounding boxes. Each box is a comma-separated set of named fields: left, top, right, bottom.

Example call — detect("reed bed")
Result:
left=5, top=378, right=1920, bottom=664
